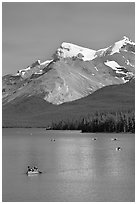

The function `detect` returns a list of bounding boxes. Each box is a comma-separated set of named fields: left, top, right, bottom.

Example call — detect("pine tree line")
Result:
left=51, top=110, right=135, bottom=133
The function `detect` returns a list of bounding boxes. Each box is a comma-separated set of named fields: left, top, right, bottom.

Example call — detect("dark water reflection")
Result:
left=2, top=129, right=135, bottom=202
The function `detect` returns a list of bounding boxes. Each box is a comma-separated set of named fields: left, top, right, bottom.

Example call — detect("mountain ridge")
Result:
left=2, top=36, right=135, bottom=106
left=2, top=34, right=135, bottom=128
left=2, top=78, right=135, bottom=127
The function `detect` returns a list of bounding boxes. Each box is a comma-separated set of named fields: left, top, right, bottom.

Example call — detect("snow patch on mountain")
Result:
left=95, top=46, right=110, bottom=57
left=34, top=70, right=43, bottom=74
left=122, top=77, right=129, bottom=83
left=16, top=66, right=31, bottom=76
left=104, top=60, right=127, bottom=75
left=57, top=42, right=96, bottom=61
left=104, top=60, right=121, bottom=70
left=110, top=36, right=135, bottom=55
left=104, top=60, right=134, bottom=82
left=40, top=59, right=53, bottom=66
left=125, top=59, right=134, bottom=67
left=94, top=66, right=98, bottom=71
left=15, top=59, right=53, bottom=78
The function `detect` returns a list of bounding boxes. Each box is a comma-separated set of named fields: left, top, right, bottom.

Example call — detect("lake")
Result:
left=2, top=128, right=135, bottom=202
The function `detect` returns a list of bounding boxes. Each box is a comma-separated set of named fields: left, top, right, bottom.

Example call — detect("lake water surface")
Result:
left=2, top=128, right=135, bottom=202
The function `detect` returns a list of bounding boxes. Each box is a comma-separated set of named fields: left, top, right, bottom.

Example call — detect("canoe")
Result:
left=26, top=170, right=42, bottom=175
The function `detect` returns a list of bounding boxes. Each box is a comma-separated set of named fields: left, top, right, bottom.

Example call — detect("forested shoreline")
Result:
left=51, top=110, right=135, bottom=133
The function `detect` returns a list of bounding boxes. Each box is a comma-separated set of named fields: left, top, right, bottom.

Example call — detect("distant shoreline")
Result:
left=2, top=127, right=134, bottom=134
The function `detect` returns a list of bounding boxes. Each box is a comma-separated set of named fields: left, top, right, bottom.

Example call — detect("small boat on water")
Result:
left=45, top=126, right=51, bottom=130
left=26, top=166, right=42, bottom=175
left=26, top=170, right=42, bottom=176
left=116, top=146, right=122, bottom=151
left=92, top=138, right=97, bottom=141
left=50, top=139, right=55, bottom=141
left=111, top=138, right=117, bottom=141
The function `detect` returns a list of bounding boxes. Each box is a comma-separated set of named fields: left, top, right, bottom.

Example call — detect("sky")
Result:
left=2, top=2, right=135, bottom=75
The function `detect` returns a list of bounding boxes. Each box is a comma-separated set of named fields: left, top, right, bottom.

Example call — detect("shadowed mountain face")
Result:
left=2, top=79, right=135, bottom=127
left=3, top=36, right=135, bottom=106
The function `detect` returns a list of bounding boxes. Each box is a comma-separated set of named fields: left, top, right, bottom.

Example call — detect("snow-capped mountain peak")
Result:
left=56, top=42, right=96, bottom=61
left=3, top=36, right=135, bottom=106
left=94, top=36, right=135, bottom=58
left=123, top=36, right=135, bottom=44
left=15, top=59, right=53, bottom=78
left=110, top=36, right=135, bottom=55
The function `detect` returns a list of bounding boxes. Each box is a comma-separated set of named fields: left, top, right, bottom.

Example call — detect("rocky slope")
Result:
left=2, top=78, right=135, bottom=127
left=2, top=36, right=135, bottom=106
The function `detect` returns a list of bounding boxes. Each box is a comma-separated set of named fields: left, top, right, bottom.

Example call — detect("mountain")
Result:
left=2, top=78, right=135, bottom=127
left=2, top=36, right=135, bottom=106
left=2, top=36, right=135, bottom=127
